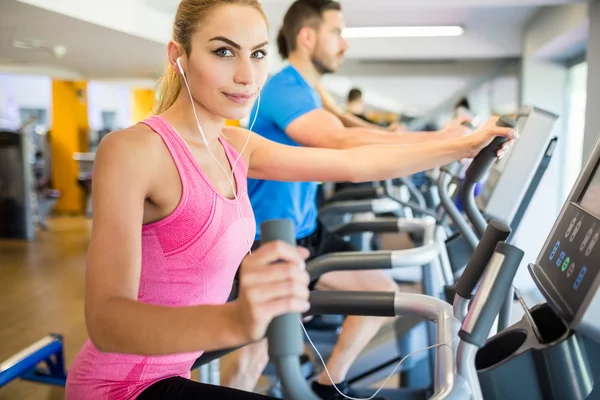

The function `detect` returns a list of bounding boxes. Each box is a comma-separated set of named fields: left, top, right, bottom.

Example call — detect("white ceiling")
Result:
left=0, top=0, right=589, bottom=115
left=0, top=0, right=166, bottom=79
left=143, top=0, right=585, bottom=60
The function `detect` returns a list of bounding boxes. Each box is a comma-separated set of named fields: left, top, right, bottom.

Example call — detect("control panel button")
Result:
left=570, top=220, right=582, bottom=242
left=556, top=251, right=566, bottom=267
left=567, top=261, right=576, bottom=278
left=566, top=216, right=577, bottom=238
left=550, top=241, right=560, bottom=260
left=585, top=232, right=599, bottom=257
left=561, top=257, right=571, bottom=272
left=574, top=266, right=588, bottom=290
left=581, top=229, right=593, bottom=252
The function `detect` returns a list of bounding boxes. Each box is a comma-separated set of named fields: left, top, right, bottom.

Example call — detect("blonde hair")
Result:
left=154, top=0, right=266, bottom=114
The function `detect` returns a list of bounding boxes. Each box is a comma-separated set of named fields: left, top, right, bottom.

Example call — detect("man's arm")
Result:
left=247, top=116, right=516, bottom=184
left=285, top=108, right=466, bottom=150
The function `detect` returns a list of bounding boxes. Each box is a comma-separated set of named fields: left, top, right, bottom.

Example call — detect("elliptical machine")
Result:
left=266, top=132, right=600, bottom=399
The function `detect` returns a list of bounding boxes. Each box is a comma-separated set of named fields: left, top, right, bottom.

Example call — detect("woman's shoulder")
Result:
left=94, top=123, right=167, bottom=168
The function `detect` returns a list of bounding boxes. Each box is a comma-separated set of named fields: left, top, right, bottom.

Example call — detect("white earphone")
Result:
left=174, top=56, right=260, bottom=254
left=176, top=57, right=185, bottom=76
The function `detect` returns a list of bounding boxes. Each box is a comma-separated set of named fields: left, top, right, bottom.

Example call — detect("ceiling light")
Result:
left=12, top=39, right=67, bottom=59
left=343, top=26, right=465, bottom=39
left=12, top=39, right=48, bottom=49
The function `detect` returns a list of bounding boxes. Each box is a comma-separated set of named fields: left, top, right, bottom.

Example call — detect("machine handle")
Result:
left=459, top=242, right=524, bottom=348
left=261, top=219, right=305, bottom=358
left=455, top=220, right=512, bottom=298
left=440, top=161, right=462, bottom=177
left=464, top=115, right=517, bottom=183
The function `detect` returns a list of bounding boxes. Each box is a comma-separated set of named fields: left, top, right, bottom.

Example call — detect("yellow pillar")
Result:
left=51, top=80, right=89, bottom=214
left=132, top=88, right=155, bottom=124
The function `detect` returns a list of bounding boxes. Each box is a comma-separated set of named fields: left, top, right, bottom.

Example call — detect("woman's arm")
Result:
left=248, top=116, right=516, bottom=183
left=85, top=128, right=245, bottom=355
left=86, top=126, right=309, bottom=356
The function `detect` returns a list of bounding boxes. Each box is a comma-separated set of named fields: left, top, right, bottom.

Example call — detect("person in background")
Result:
left=235, top=1, right=514, bottom=399
left=315, top=83, right=404, bottom=132
left=345, top=87, right=374, bottom=123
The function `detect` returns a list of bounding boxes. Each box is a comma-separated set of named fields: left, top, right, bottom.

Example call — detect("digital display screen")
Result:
left=579, top=162, right=600, bottom=218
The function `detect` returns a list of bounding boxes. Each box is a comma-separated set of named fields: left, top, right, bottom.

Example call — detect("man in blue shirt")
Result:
left=245, top=1, right=471, bottom=398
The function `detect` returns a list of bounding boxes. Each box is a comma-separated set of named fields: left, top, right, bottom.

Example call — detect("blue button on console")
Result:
left=550, top=241, right=560, bottom=260
left=574, top=266, right=588, bottom=290
left=556, top=251, right=566, bottom=267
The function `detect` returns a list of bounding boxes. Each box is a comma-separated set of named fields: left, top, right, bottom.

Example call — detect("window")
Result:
left=562, top=61, right=588, bottom=200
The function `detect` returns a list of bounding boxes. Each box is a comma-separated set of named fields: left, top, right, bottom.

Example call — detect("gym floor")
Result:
left=0, top=217, right=88, bottom=400
left=1, top=217, right=414, bottom=399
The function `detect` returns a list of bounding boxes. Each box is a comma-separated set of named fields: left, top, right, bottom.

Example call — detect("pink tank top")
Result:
left=65, top=115, right=256, bottom=399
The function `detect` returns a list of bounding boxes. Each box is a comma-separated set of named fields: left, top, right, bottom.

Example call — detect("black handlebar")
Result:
left=455, top=220, right=512, bottom=298
left=459, top=242, right=524, bottom=347
left=261, top=220, right=304, bottom=359
left=464, top=115, right=517, bottom=183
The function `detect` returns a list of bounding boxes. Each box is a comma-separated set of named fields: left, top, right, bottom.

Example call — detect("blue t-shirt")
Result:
left=247, top=65, right=323, bottom=240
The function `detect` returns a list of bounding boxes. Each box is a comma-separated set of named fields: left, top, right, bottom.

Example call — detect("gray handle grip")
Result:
left=261, top=219, right=304, bottom=358
left=459, top=242, right=524, bottom=347
left=464, top=115, right=517, bottom=183
left=455, top=220, right=511, bottom=298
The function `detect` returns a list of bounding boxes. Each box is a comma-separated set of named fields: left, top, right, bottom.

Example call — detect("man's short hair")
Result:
left=454, top=97, right=470, bottom=110
left=277, top=0, right=342, bottom=59
left=347, top=88, right=362, bottom=103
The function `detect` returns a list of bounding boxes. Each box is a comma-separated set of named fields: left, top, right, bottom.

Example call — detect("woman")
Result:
left=65, top=0, right=516, bottom=399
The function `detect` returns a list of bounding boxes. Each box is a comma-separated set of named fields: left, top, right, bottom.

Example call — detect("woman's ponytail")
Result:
left=153, top=63, right=182, bottom=114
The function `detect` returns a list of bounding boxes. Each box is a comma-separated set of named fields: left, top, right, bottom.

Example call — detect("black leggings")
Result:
left=138, top=376, right=275, bottom=399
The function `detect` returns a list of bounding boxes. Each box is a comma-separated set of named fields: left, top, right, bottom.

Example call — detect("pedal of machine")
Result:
left=346, top=318, right=431, bottom=388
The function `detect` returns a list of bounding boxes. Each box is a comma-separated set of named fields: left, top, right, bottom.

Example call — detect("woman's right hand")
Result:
left=463, top=116, right=519, bottom=159
left=233, top=241, right=311, bottom=343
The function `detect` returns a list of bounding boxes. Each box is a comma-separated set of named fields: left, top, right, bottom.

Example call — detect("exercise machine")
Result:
left=0, top=334, right=68, bottom=388
left=262, top=214, right=520, bottom=399
left=295, top=109, right=557, bottom=388
left=267, top=132, right=600, bottom=399
left=0, top=129, right=35, bottom=240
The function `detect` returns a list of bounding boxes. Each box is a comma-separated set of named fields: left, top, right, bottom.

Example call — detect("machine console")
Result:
left=477, top=106, right=558, bottom=226
left=530, top=134, right=600, bottom=340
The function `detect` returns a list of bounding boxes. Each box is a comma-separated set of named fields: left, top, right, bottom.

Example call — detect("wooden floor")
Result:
left=0, top=217, right=414, bottom=399
left=0, top=217, right=90, bottom=399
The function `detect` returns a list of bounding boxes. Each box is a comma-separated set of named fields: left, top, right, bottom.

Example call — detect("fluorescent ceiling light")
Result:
left=343, top=26, right=464, bottom=38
